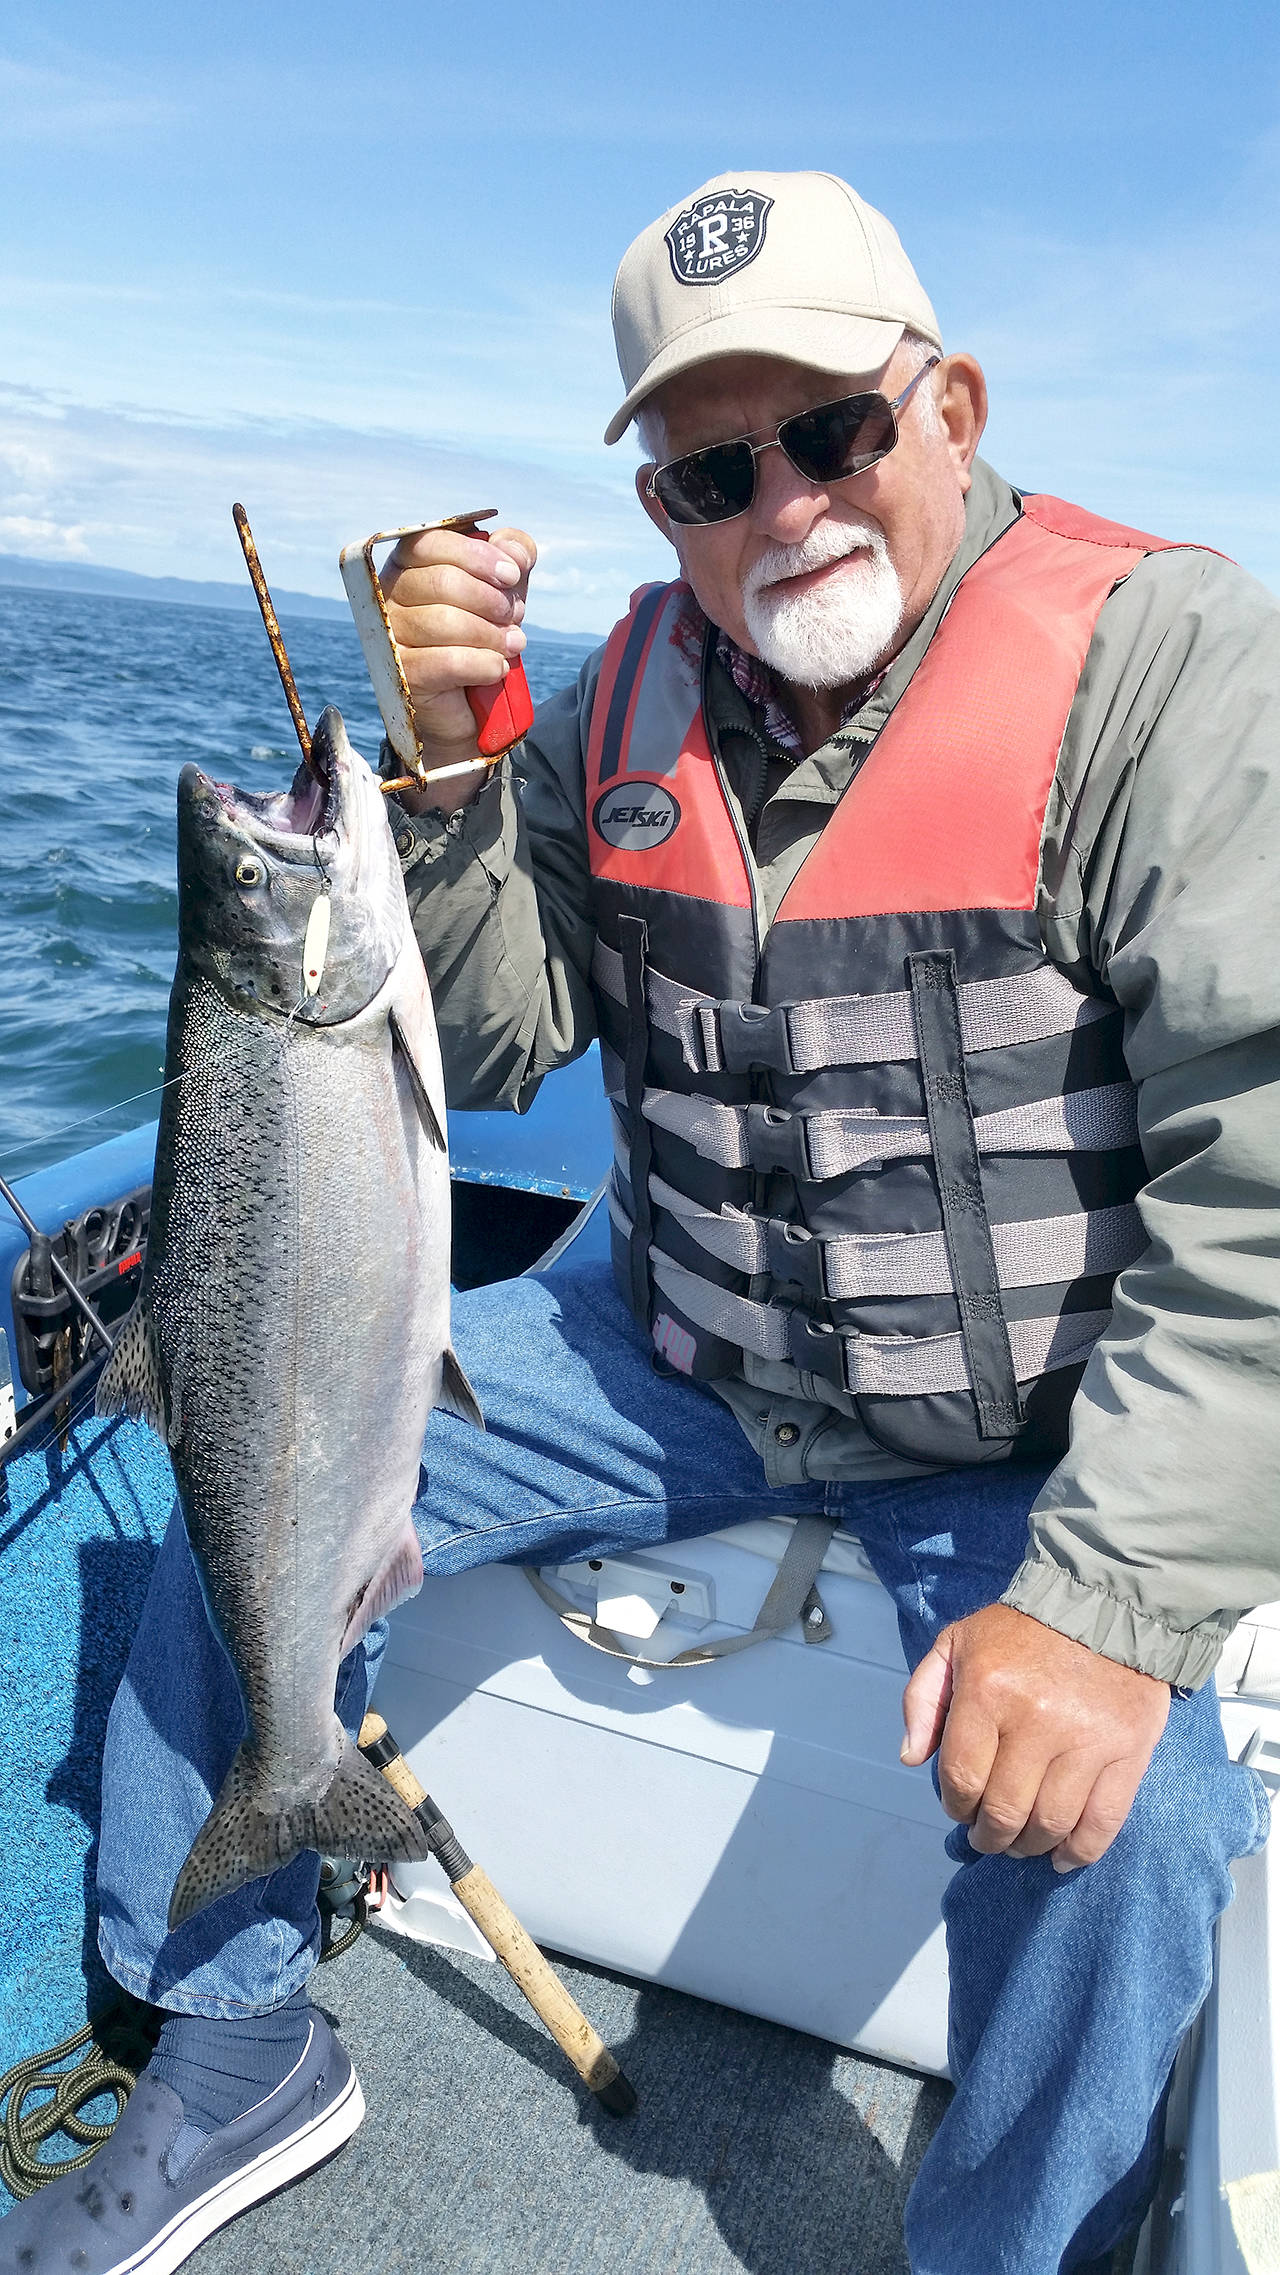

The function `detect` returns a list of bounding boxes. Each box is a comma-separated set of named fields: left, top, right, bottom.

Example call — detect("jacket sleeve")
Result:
left=390, top=649, right=603, bottom=1112
left=1004, top=547, right=1280, bottom=1687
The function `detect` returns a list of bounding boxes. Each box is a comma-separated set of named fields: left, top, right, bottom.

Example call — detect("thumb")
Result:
left=901, top=1631, right=955, bottom=1766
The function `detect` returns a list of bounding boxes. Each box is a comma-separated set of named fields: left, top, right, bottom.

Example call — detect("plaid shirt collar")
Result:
left=708, top=619, right=881, bottom=756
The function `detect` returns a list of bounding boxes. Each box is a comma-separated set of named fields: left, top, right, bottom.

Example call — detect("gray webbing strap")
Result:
left=645, top=1175, right=1146, bottom=1296
left=908, top=949, right=1021, bottom=1439
left=591, top=938, right=1111, bottom=1074
left=635, top=1081, right=1141, bottom=1177
left=524, top=1513, right=838, bottom=1670
left=648, top=1248, right=1112, bottom=1395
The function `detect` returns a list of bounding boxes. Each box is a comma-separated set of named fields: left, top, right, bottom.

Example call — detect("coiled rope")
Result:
left=0, top=1997, right=160, bottom=2201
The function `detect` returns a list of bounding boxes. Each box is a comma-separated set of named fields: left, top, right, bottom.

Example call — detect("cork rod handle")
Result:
left=357, top=1711, right=635, bottom=2114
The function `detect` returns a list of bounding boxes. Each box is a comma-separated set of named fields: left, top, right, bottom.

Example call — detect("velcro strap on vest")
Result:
left=644, top=1174, right=1146, bottom=1297
left=648, top=1248, right=1112, bottom=1398
left=611, top=1072, right=1141, bottom=1179
left=592, top=939, right=1112, bottom=1073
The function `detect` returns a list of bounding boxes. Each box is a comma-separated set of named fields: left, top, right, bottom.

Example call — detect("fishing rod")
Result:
left=357, top=1713, right=636, bottom=2116
left=0, top=1173, right=116, bottom=1360
left=0, top=1350, right=110, bottom=1473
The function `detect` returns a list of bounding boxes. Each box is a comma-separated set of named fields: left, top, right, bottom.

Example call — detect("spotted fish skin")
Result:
left=99, top=708, right=476, bottom=1929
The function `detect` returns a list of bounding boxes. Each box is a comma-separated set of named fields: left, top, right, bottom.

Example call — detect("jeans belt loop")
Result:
left=716, top=1000, right=795, bottom=1075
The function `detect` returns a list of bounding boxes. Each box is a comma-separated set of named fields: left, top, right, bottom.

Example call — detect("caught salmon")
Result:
left=98, top=707, right=481, bottom=1929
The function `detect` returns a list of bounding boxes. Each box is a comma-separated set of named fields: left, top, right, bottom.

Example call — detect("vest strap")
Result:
left=592, top=939, right=1110, bottom=1075
left=648, top=1248, right=1112, bottom=1399
left=618, top=915, right=655, bottom=1325
left=908, top=949, right=1021, bottom=1438
left=642, top=1174, right=1146, bottom=1298
left=601, top=1054, right=1142, bottom=1179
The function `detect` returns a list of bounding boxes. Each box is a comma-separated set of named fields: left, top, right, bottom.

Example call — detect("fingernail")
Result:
left=899, top=1739, right=911, bottom=1762
left=505, top=627, right=527, bottom=655
left=511, top=597, right=526, bottom=623
left=1051, top=1856, right=1073, bottom=1875
left=493, top=557, right=522, bottom=586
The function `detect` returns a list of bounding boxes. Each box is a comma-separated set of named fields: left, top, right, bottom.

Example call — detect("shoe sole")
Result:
left=100, top=2064, right=366, bottom=2275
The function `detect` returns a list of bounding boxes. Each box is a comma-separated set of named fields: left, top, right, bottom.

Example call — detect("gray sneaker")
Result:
left=0, top=2008, right=363, bottom=2274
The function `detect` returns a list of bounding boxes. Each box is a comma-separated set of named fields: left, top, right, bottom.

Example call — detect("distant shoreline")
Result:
left=0, top=551, right=601, bottom=650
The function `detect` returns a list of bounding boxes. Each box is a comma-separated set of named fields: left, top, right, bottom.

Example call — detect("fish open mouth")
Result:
left=209, top=743, right=343, bottom=853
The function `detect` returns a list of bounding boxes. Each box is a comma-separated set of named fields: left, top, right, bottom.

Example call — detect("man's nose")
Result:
left=749, top=439, right=831, bottom=543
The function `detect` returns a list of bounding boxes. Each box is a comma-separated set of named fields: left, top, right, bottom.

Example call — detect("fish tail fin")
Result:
left=167, top=1732, right=432, bottom=1933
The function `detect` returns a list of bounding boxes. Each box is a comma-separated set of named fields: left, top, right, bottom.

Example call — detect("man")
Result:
left=5, top=170, right=1277, bottom=2275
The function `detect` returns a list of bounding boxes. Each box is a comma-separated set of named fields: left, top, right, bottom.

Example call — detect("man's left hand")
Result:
left=901, top=1603, right=1171, bottom=1871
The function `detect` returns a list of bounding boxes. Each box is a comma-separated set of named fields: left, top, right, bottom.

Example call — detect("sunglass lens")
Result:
left=654, top=441, right=756, bottom=525
left=782, top=394, right=898, bottom=484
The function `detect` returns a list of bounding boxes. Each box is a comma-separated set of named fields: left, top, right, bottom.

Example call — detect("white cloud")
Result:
left=0, top=513, right=88, bottom=556
left=0, top=383, right=670, bottom=634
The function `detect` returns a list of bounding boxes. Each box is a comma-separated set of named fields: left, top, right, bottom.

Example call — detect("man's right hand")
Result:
left=381, top=524, right=536, bottom=813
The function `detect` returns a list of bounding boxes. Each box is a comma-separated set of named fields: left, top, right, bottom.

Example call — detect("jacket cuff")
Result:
left=1000, top=1557, right=1234, bottom=1689
left=386, top=761, right=509, bottom=880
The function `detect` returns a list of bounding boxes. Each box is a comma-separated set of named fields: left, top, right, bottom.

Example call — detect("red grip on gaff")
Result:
left=461, top=520, right=535, bottom=757
left=466, top=662, right=534, bottom=756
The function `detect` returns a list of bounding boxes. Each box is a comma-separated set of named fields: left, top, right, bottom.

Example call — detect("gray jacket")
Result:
left=392, top=459, right=1280, bottom=1688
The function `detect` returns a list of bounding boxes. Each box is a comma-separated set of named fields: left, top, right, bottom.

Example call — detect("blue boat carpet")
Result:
left=0, top=1412, right=948, bottom=2266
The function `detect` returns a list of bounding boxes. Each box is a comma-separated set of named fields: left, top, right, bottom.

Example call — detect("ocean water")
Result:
left=0, top=583, right=595, bottom=1180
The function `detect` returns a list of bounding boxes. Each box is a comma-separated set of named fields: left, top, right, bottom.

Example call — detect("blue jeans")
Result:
left=97, top=1261, right=1267, bottom=2275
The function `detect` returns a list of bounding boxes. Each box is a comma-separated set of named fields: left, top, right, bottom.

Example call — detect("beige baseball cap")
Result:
left=605, top=169, right=941, bottom=446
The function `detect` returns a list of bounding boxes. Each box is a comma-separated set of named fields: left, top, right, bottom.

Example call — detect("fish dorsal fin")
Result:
left=95, top=1302, right=166, bottom=1438
left=389, top=1003, right=445, bottom=1150
left=439, top=1347, right=484, bottom=1429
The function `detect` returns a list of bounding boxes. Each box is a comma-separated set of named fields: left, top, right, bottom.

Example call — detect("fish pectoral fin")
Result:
left=439, top=1347, right=485, bottom=1429
left=95, top=1301, right=167, bottom=1437
left=339, top=1521, right=425, bottom=1657
left=389, top=1003, right=446, bottom=1150
left=168, top=1733, right=432, bottom=1932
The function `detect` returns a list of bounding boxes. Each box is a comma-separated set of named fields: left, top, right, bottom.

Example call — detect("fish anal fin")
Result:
left=167, top=1733, right=432, bottom=1932
left=390, top=1003, right=445, bottom=1149
left=339, top=1520, right=424, bottom=1657
left=95, top=1302, right=166, bottom=1437
left=439, top=1347, right=484, bottom=1429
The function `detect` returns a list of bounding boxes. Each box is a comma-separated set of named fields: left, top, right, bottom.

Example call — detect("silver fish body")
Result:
left=99, top=707, right=479, bottom=1929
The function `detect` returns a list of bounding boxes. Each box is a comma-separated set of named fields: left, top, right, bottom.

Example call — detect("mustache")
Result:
left=744, top=517, right=889, bottom=605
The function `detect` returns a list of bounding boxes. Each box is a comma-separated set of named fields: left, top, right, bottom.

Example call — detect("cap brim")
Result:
left=604, top=306, right=926, bottom=446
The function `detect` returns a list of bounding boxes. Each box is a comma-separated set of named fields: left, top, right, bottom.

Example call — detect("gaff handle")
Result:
left=338, top=509, right=533, bottom=788
left=456, top=519, right=535, bottom=758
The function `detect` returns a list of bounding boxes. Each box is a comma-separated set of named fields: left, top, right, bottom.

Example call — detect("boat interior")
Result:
left=2, top=1045, right=1277, bottom=2275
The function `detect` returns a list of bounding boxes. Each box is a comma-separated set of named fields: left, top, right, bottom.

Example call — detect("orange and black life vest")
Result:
left=585, top=496, right=1183, bottom=1468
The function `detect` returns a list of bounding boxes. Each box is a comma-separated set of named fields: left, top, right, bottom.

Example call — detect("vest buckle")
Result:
left=766, top=1217, right=826, bottom=1297
left=785, top=1305, right=847, bottom=1389
left=744, top=1102, right=812, bottom=1179
left=712, top=1000, right=795, bottom=1075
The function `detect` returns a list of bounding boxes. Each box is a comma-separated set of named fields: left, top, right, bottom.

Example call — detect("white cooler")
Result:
left=374, top=1516, right=956, bottom=2076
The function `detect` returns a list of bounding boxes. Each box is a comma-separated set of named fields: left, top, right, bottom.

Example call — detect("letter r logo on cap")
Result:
left=665, top=189, right=774, bottom=286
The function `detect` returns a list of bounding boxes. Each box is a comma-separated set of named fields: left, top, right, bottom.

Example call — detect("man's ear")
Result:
left=635, top=461, right=678, bottom=547
left=936, top=354, right=988, bottom=491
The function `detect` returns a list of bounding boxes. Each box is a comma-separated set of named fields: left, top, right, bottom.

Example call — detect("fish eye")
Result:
left=235, top=856, right=265, bottom=887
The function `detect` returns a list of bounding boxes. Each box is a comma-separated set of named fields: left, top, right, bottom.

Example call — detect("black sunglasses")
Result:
left=646, top=358, right=940, bottom=527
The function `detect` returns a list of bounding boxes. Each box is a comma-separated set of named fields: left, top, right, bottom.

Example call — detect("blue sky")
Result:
left=0, top=0, right=1276, bottom=631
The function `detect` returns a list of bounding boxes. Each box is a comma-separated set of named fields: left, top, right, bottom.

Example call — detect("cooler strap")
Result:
left=524, top=1513, right=837, bottom=1671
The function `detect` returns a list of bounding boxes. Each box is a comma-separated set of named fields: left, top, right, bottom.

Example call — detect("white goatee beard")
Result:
left=742, top=520, right=904, bottom=690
